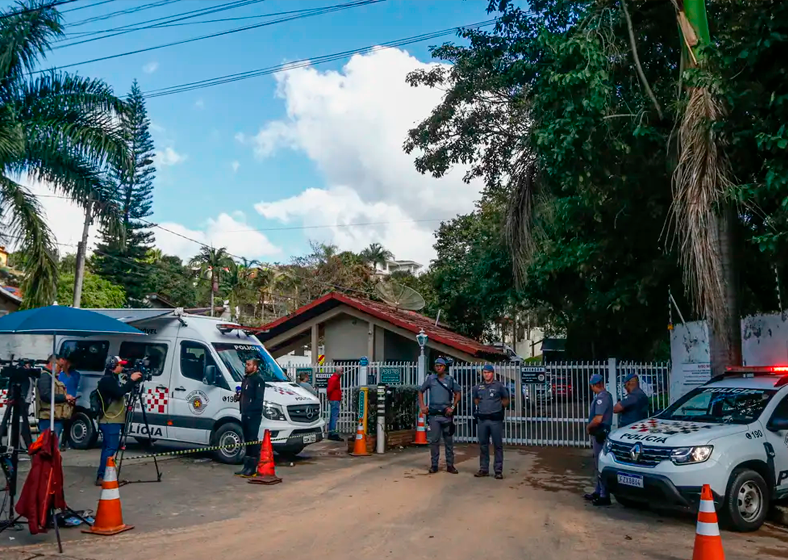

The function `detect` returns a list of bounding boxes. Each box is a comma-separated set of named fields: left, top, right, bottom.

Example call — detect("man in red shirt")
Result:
left=326, top=367, right=343, bottom=441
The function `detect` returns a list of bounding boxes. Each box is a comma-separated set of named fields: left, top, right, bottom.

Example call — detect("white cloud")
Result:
left=142, top=61, right=159, bottom=74
left=157, top=147, right=187, bottom=166
left=243, top=48, right=481, bottom=265
left=194, top=99, right=205, bottom=109
left=231, top=160, right=240, bottom=173
left=155, top=213, right=281, bottom=261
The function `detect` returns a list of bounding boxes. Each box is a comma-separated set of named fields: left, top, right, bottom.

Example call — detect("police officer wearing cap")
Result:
left=419, top=357, right=461, bottom=474
left=473, top=364, right=509, bottom=479
left=614, top=373, right=650, bottom=426
left=585, top=373, right=612, bottom=506
left=96, top=356, right=141, bottom=486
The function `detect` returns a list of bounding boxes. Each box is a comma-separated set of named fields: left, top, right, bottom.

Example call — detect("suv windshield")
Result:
left=659, top=386, right=777, bottom=425
left=212, top=343, right=288, bottom=383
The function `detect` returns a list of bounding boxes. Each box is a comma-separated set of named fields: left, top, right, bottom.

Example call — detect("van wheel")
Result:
left=69, top=412, right=98, bottom=450
left=212, top=422, right=245, bottom=464
left=723, top=468, right=769, bottom=532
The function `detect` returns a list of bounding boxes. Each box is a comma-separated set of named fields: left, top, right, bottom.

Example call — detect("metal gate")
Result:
left=284, top=359, right=670, bottom=448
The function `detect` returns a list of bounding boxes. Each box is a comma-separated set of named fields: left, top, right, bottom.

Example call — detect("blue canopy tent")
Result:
left=0, top=306, right=145, bottom=432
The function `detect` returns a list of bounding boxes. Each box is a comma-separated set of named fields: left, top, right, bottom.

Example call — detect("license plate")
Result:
left=303, top=434, right=317, bottom=444
left=617, top=473, right=644, bottom=488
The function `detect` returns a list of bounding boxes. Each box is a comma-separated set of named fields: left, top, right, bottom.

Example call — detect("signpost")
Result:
left=295, top=367, right=313, bottom=384
left=314, top=371, right=332, bottom=390
left=521, top=365, right=547, bottom=384
left=380, top=367, right=401, bottom=385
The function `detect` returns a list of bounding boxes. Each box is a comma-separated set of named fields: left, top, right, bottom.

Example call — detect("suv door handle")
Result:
left=174, top=386, right=186, bottom=392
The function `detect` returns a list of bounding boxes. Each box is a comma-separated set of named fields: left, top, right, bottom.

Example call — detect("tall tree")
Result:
left=360, top=243, right=393, bottom=270
left=0, top=1, right=129, bottom=308
left=189, top=246, right=232, bottom=316
left=93, top=79, right=156, bottom=306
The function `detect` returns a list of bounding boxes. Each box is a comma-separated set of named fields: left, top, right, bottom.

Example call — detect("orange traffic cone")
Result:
left=248, top=429, right=282, bottom=485
left=692, top=485, right=725, bottom=560
left=413, top=412, right=428, bottom=445
left=83, top=457, right=133, bottom=536
left=349, top=419, right=370, bottom=456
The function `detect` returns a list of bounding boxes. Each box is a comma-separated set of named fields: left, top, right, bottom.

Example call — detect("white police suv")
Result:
left=598, top=366, right=788, bottom=532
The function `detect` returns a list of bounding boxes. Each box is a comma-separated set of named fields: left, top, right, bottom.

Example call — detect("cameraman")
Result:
left=36, top=354, right=75, bottom=442
left=95, top=356, right=141, bottom=486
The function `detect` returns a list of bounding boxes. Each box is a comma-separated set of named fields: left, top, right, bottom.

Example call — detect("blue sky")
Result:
left=20, top=0, right=497, bottom=266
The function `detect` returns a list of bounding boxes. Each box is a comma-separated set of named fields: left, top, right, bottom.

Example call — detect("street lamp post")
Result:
left=416, top=328, right=428, bottom=385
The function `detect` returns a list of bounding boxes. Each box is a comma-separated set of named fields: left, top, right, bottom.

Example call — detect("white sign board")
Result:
left=670, top=362, right=711, bottom=404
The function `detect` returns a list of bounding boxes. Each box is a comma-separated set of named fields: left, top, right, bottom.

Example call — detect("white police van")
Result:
left=598, top=366, right=788, bottom=531
left=59, top=309, right=324, bottom=463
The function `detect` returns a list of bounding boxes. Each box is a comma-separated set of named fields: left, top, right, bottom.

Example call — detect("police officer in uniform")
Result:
left=585, top=373, right=612, bottom=506
left=473, top=364, right=509, bottom=479
left=613, top=373, right=650, bottom=426
left=235, top=358, right=266, bottom=477
left=418, top=357, right=461, bottom=474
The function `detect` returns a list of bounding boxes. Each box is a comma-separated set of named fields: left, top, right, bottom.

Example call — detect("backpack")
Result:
left=89, top=388, right=104, bottom=418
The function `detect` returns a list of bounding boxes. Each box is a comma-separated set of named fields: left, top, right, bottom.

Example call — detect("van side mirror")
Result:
left=204, top=365, right=217, bottom=386
left=767, top=417, right=788, bottom=432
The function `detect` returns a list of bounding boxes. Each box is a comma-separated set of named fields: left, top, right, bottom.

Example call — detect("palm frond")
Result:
left=505, top=158, right=538, bottom=287
left=0, top=173, right=58, bottom=308
left=671, top=86, right=734, bottom=326
left=0, top=1, right=62, bottom=84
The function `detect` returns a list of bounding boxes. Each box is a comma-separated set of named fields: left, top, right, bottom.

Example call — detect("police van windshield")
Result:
left=659, top=387, right=777, bottom=425
left=212, top=343, right=288, bottom=383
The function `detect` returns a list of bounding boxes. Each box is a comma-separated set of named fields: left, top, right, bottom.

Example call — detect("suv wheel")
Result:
left=212, top=422, right=245, bottom=465
left=723, top=468, right=769, bottom=532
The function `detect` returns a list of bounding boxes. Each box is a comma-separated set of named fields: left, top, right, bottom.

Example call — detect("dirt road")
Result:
left=3, top=444, right=787, bottom=560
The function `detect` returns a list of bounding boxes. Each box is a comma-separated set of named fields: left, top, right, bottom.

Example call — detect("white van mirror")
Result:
left=204, top=364, right=218, bottom=386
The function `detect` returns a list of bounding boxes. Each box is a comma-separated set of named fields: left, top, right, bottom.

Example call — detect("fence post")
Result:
left=607, top=358, right=619, bottom=430
left=376, top=384, right=386, bottom=454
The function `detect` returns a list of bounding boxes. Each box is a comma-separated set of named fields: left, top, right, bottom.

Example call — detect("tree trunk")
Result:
left=708, top=205, right=742, bottom=375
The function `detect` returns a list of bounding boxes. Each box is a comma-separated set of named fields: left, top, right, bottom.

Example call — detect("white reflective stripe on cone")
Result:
left=696, top=521, right=720, bottom=537
left=103, top=468, right=118, bottom=483
left=699, top=500, right=716, bottom=513
left=100, top=487, right=121, bottom=501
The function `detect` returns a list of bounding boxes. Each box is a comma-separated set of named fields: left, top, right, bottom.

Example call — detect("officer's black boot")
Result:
left=242, top=456, right=259, bottom=478
left=234, top=457, right=249, bottom=476
left=235, top=457, right=254, bottom=476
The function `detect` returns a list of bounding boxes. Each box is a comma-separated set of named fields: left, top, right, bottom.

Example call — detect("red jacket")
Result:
left=16, top=430, right=67, bottom=534
left=327, top=373, right=342, bottom=401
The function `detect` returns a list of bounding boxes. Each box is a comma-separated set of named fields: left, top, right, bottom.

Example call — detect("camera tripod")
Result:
left=0, top=378, right=91, bottom=552
left=115, top=382, right=162, bottom=486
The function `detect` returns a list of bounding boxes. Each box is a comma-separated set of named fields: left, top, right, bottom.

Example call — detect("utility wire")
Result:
left=66, top=0, right=181, bottom=27
left=0, top=0, right=77, bottom=21
left=40, top=0, right=384, bottom=67
left=60, top=0, right=269, bottom=38
left=143, top=19, right=498, bottom=98
left=60, top=0, right=116, bottom=14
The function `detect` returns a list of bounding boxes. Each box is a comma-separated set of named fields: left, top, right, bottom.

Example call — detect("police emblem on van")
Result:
left=187, top=390, right=209, bottom=415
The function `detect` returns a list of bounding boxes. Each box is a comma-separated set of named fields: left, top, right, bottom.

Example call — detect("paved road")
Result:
left=2, top=443, right=787, bottom=560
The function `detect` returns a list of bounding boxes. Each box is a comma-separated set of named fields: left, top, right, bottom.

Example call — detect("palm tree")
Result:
left=670, top=0, right=741, bottom=375
left=1, top=2, right=130, bottom=308
left=360, top=243, right=393, bottom=271
left=189, top=246, right=232, bottom=316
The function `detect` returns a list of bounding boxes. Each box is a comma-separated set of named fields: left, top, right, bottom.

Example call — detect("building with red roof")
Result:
left=258, top=292, right=508, bottom=364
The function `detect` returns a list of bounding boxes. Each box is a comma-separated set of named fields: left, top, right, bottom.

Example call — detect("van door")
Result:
left=117, top=340, right=171, bottom=441
left=765, top=394, right=788, bottom=497
left=168, top=339, right=226, bottom=445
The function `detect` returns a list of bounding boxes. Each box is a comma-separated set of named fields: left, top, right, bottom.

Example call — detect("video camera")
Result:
left=0, top=358, right=46, bottom=385
left=123, top=357, right=153, bottom=382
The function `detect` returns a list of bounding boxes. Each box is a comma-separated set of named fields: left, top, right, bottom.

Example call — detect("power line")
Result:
left=40, top=0, right=384, bottom=69
left=66, top=0, right=181, bottom=27
left=143, top=19, right=498, bottom=98
left=60, top=0, right=116, bottom=14
left=0, top=0, right=77, bottom=21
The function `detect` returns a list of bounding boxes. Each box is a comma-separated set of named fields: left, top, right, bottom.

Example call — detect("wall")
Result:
left=382, top=329, right=420, bottom=362
left=323, top=314, right=370, bottom=362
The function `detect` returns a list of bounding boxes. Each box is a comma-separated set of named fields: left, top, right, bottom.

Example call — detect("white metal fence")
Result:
left=283, top=359, right=671, bottom=448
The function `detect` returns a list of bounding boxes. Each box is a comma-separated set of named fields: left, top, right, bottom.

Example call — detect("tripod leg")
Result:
left=52, top=506, right=63, bottom=554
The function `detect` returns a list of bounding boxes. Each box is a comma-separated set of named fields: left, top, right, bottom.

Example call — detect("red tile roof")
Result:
left=261, top=292, right=507, bottom=360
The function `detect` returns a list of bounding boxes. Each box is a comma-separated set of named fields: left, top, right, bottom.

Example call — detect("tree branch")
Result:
left=621, top=0, right=664, bottom=121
